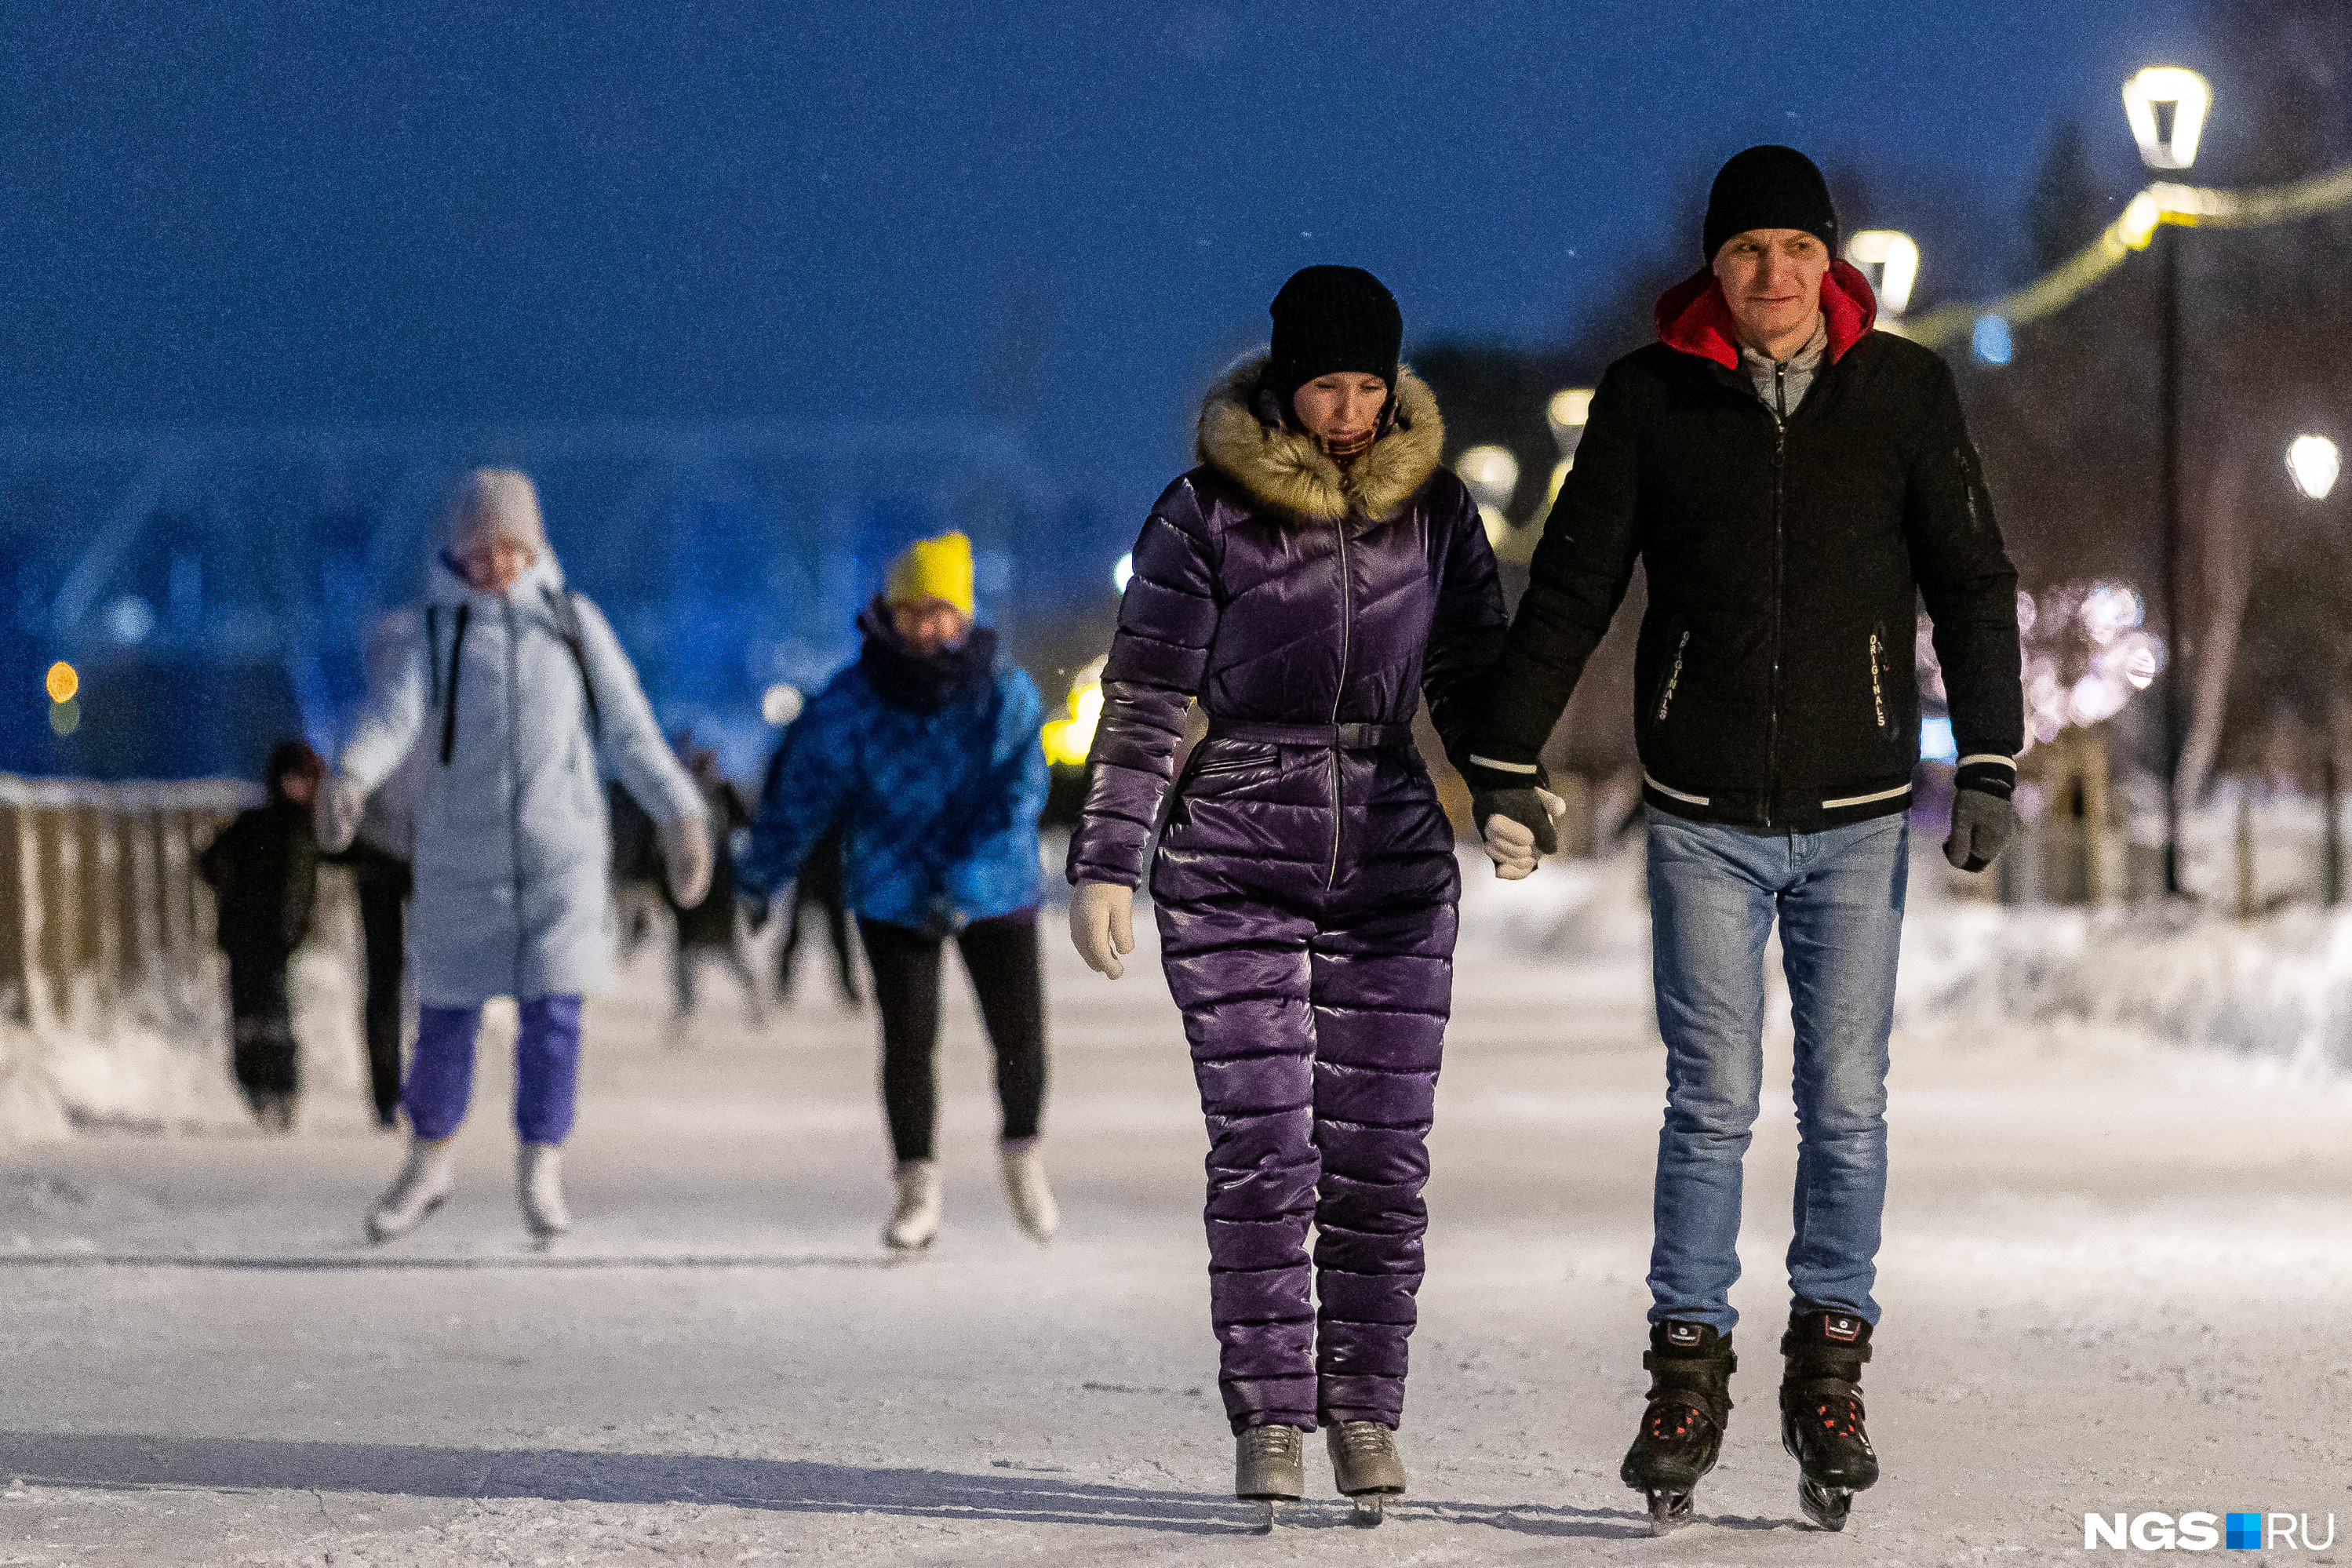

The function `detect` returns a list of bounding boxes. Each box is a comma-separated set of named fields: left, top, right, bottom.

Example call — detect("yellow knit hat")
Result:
left=884, top=531, right=975, bottom=617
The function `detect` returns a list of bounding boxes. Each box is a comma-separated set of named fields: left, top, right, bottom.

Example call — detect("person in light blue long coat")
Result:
left=322, top=468, right=708, bottom=1244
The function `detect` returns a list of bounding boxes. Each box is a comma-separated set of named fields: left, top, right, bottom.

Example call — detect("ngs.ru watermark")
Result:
left=2084, top=1512, right=2336, bottom=1551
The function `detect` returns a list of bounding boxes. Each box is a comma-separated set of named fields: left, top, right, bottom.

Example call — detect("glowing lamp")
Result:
left=1546, top=388, right=1593, bottom=434
left=1456, top=446, right=1520, bottom=515
left=2287, top=435, right=2339, bottom=500
left=1844, top=231, right=1919, bottom=316
left=2123, top=67, right=2212, bottom=171
left=45, top=662, right=78, bottom=704
left=1039, top=657, right=1107, bottom=767
left=1113, top=553, right=1134, bottom=593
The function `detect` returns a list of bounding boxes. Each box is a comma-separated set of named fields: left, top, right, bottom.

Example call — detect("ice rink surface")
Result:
left=2, top=857, right=2348, bottom=1566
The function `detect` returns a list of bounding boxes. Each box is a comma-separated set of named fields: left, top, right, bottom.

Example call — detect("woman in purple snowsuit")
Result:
left=1067, top=267, right=1506, bottom=1518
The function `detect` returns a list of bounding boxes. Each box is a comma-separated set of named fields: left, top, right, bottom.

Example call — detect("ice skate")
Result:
left=518, top=1142, right=571, bottom=1240
left=1325, top=1421, right=1404, bottom=1526
left=1619, top=1321, right=1734, bottom=1535
left=884, top=1160, right=941, bottom=1250
left=1234, top=1424, right=1304, bottom=1530
left=999, top=1143, right=1058, bottom=1242
left=1780, top=1312, right=1877, bottom=1532
left=367, top=1137, right=456, bottom=1242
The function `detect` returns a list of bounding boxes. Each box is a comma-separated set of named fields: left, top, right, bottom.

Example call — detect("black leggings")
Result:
left=355, top=870, right=407, bottom=1124
left=859, top=909, right=1047, bottom=1164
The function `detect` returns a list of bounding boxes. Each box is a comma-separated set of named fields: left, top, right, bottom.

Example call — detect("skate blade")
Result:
left=1647, top=1490, right=1695, bottom=1536
left=366, top=1192, right=446, bottom=1246
left=1251, top=1500, right=1287, bottom=1533
left=1798, top=1479, right=1852, bottom=1532
left=1349, top=1494, right=1387, bottom=1527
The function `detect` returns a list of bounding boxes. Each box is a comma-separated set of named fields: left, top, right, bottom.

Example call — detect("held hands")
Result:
left=1477, top=788, right=1569, bottom=879
left=659, top=813, right=715, bottom=908
left=1069, top=881, right=1135, bottom=979
left=316, top=773, right=368, bottom=853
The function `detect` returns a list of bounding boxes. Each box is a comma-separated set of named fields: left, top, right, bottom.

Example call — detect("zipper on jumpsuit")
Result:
left=1765, top=364, right=1788, bottom=830
left=1327, top=512, right=1353, bottom=888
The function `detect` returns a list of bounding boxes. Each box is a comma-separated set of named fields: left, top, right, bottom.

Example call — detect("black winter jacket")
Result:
left=198, top=799, right=319, bottom=954
left=1473, top=262, right=2023, bottom=832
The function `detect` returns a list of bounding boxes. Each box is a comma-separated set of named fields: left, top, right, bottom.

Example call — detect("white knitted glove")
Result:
left=1069, top=882, right=1134, bottom=979
left=659, top=813, right=714, bottom=908
left=316, top=773, right=369, bottom=853
left=1481, top=788, right=1570, bottom=879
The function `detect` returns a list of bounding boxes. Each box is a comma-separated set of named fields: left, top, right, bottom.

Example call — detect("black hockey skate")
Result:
left=1779, top=1312, right=1878, bottom=1531
left=1619, top=1322, right=1735, bottom=1535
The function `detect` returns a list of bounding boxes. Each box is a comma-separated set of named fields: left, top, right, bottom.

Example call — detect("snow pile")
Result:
left=1453, top=844, right=1651, bottom=969
left=1900, top=899, right=2352, bottom=1075
left=1458, top=839, right=2352, bottom=1077
left=0, top=879, right=370, bottom=1146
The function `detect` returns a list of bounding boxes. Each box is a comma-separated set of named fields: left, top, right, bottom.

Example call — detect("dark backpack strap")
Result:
left=542, top=585, right=601, bottom=741
left=439, top=603, right=470, bottom=766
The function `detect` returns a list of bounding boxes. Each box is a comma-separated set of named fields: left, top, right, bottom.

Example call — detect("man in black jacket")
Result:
left=1465, top=147, right=2023, bottom=1533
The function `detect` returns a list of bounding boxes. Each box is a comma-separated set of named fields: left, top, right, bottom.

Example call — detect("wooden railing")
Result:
left=0, top=775, right=257, bottom=1032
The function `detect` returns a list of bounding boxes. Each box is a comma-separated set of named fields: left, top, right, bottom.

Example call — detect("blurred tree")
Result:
left=2025, top=122, right=2110, bottom=274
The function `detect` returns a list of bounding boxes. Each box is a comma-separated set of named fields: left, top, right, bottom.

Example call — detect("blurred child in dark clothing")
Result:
left=199, top=739, right=326, bottom=1130
left=665, top=743, right=765, bottom=1035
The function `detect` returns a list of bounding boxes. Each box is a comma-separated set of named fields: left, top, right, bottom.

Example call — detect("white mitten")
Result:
left=659, top=813, right=714, bottom=908
left=1069, top=881, right=1135, bottom=980
left=317, top=773, right=369, bottom=853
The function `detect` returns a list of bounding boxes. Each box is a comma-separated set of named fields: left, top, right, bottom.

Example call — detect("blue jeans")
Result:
left=1644, top=809, right=1907, bottom=1335
left=403, top=995, right=584, bottom=1144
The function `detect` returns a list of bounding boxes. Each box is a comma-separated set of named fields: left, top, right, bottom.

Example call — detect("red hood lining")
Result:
left=1654, top=258, right=1878, bottom=371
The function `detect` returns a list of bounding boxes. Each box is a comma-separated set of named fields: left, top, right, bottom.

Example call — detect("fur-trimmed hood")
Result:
left=1196, top=354, right=1445, bottom=522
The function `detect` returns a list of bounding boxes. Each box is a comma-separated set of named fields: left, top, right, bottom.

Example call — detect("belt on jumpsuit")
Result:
left=1206, top=719, right=1416, bottom=748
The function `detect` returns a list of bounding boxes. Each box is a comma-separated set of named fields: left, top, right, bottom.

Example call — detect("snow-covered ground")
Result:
left=2, top=851, right=2348, bottom=1566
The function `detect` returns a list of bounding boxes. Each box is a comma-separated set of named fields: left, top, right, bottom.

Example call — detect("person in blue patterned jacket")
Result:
left=741, top=531, right=1054, bottom=1253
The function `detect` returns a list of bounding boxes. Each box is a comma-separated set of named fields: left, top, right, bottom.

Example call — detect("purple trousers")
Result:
left=1154, top=852, right=1457, bottom=1435
left=404, top=995, right=583, bottom=1144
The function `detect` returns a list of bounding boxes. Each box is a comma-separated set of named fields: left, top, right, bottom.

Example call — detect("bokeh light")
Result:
left=1039, top=657, right=1106, bottom=767
left=1972, top=315, right=2014, bottom=366
left=2286, top=435, right=2339, bottom=501
left=45, top=662, right=78, bottom=704
left=759, top=683, right=805, bottom=726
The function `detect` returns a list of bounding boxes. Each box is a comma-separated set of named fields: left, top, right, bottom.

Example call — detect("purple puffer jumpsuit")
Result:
left=1069, top=357, right=1506, bottom=1434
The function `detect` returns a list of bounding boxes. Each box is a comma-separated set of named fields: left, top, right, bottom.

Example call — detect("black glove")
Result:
left=1473, top=788, right=1556, bottom=856
left=1462, top=753, right=1557, bottom=857
left=1943, top=777, right=2017, bottom=873
left=1463, top=756, right=1556, bottom=857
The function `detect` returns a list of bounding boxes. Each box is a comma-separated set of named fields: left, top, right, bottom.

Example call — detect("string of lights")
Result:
left=1900, top=160, right=2352, bottom=354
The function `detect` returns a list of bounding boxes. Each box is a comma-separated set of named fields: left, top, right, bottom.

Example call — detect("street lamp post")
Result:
left=2124, top=65, right=2212, bottom=898
left=2288, top=435, right=2344, bottom=902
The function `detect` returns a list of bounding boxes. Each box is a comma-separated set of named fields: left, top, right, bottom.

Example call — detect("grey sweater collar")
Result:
left=1739, top=315, right=1829, bottom=420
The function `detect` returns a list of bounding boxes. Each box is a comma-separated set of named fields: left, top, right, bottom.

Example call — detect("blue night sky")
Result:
left=0, top=0, right=2212, bottom=539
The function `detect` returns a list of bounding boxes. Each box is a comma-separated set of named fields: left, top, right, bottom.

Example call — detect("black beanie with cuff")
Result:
left=1266, top=266, right=1403, bottom=409
left=1702, top=146, right=1839, bottom=263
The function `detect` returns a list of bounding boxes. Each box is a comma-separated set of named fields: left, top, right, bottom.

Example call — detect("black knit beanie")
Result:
left=1267, top=266, right=1403, bottom=408
left=1702, top=146, right=1838, bottom=263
